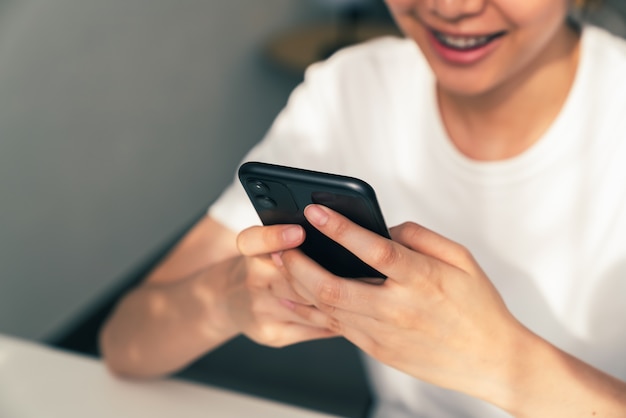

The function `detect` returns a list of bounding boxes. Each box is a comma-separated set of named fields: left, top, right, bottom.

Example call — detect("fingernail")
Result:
left=282, top=226, right=303, bottom=243
left=271, top=251, right=283, bottom=267
left=305, top=205, right=329, bottom=226
left=279, top=298, right=296, bottom=310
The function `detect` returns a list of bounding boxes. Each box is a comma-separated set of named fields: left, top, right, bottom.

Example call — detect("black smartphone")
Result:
left=238, top=161, right=390, bottom=281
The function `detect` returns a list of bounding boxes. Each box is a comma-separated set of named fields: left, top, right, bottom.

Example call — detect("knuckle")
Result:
left=401, top=221, right=422, bottom=240
left=370, top=240, right=401, bottom=267
left=455, top=244, right=474, bottom=262
left=393, top=221, right=422, bottom=244
left=326, top=316, right=343, bottom=334
left=448, top=242, right=478, bottom=273
left=386, top=305, right=412, bottom=329
left=331, top=217, right=351, bottom=241
left=315, top=280, right=343, bottom=305
left=417, top=256, right=437, bottom=279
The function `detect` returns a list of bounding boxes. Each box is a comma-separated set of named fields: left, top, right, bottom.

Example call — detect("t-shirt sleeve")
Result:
left=208, top=59, right=344, bottom=233
left=207, top=36, right=409, bottom=233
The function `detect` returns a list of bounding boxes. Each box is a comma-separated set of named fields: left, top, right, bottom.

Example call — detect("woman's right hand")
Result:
left=220, top=224, right=337, bottom=347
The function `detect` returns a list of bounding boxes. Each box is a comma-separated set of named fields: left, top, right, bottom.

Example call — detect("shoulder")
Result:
left=577, top=26, right=626, bottom=121
left=572, top=26, right=626, bottom=163
left=581, top=25, right=626, bottom=84
left=301, top=36, right=431, bottom=98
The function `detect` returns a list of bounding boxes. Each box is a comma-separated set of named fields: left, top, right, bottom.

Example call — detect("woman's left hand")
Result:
left=276, top=204, right=532, bottom=406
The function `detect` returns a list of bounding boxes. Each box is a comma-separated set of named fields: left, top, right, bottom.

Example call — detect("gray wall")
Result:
left=0, top=0, right=320, bottom=340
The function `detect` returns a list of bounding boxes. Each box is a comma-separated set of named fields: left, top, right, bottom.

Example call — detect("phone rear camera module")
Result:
left=248, top=179, right=270, bottom=194
left=254, top=195, right=277, bottom=209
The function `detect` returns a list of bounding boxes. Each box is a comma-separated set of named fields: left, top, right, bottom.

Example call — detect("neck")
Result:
left=438, top=24, right=581, bottom=161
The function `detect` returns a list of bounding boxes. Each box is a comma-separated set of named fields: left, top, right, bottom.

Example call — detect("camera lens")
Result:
left=248, top=179, right=269, bottom=194
left=255, top=195, right=276, bottom=209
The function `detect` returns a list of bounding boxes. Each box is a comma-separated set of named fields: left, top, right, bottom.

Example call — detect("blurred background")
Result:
left=0, top=0, right=624, bottom=415
left=0, top=0, right=395, bottom=342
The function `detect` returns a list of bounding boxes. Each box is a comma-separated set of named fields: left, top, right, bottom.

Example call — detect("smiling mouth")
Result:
left=433, top=30, right=506, bottom=51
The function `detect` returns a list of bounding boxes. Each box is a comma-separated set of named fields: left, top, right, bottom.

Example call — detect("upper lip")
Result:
left=407, top=9, right=508, bottom=42
left=429, top=27, right=507, bottom=39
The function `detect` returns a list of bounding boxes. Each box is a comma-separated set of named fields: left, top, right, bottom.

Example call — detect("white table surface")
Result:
left=0, top=334, right=337, bottom=418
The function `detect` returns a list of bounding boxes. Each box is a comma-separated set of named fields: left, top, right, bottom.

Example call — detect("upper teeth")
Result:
left=436, top=33, right=490, bottom=49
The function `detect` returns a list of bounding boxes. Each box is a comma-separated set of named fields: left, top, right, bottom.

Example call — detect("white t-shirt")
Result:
left=209, top=25, right=626, bottom=417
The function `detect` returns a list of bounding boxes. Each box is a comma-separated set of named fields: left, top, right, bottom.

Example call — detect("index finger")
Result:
left=303, top=204, right=434, bottom=283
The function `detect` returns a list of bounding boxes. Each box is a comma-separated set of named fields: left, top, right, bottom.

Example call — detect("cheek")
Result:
left=501, top=1, right=570, bottom=60
left=494, top=0, right=570, bottom=28
left=384, top=0, right=417, bottom=14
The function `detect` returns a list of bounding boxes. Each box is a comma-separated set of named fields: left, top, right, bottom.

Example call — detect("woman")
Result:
left=101, top=0, right=626, bottom=416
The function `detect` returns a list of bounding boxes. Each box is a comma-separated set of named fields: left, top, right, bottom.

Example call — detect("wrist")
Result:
left=494, top=326, right=553, bottom=416
left=461, top=320, right=541, bottom=415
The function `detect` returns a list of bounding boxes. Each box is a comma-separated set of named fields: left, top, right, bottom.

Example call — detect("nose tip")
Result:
left=427, top=0, right=485, bottom=21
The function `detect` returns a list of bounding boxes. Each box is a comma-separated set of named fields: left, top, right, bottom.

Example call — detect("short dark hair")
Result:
left=574, top=0, right=602, bottom=8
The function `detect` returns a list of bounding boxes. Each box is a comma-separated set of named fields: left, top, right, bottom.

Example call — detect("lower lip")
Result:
left=427, top=31, right=503, bottom=66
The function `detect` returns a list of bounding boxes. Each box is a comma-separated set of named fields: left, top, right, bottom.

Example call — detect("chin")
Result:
left=436, top=74, right=500, bottom=98
left=424, top=50, right=511, bottom=98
